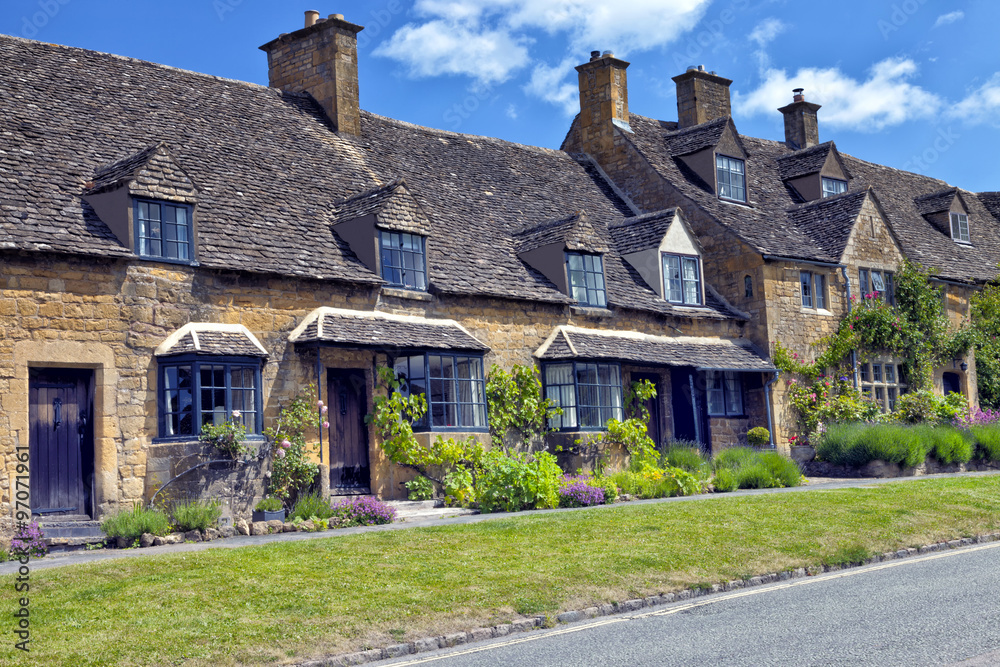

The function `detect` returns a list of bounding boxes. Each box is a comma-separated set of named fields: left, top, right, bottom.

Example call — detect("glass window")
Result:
left=801, top=271, right=825, bottom=309
left=566, top=252, right=607, bottom=307
left=859, top=268, right=894, bottom=303
left=888, top=387, right=898, bottom=412
left=380, top=231, right=427, bottom=290
left=885, top=364, right=896, bottom=384
left=800, top=271, right=813, bottom=308
left=821, top=177, right=848, bottom=198
left=159, top=357, right=261, bottom=438
left=135, top=200, right=192, bottom=261
left=863, top=358, right=907, bottom=414
left=872, top=364, right=882, bottom=382
left=543, top=361, right=622, bottom=430
left=815, top=274, right=826, bottom=309
left=950, top=212, right=970, bottom=243
left=716, top=155, right=746, bottom=202
left=662, top=254, right=701, bottom=305
left=744, top=275, right=753, bottom=298
left=394, top=353, right=486, bottom=430
left=706, top=371, right=744, bottom=417
left=859, top=363, right=870, bottom=382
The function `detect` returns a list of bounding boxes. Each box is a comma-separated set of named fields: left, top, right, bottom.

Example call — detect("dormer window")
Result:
left=380, top=230, right=427, bottom=290
left=134, top=199, right=193, bottom=261
left=716, top=155, right=746, bottom=202
left=663, top=254, right=702, bottom=305
left=821, top=177, right=847, bottom=198
left=950, top=212, right=970, bottom=244
left=566, top=252, right=607, bottom=307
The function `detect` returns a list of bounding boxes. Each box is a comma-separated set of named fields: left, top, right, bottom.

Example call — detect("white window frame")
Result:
left=950, top=212, right=970, bottom=244
left=716, top=154, right=746, bottom=202
left=821, top=177, right=847, bottom=198
left=662, top=253, right=702, bottom=305
left=800, top=271, right=826, bottom=310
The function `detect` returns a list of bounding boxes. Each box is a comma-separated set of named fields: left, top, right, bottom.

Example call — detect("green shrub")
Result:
left=817, top=422, right=930, bottom=468
left=607, top=466, right=699, bottom=499
left=971, top=424, right=1000, bottom=462
left=712, top=447, right=756, bottom=472
left=255, top=496, right=283, bottom=512
left=101, top=504, right=171, bottom=542
left=758, top=451, right=802, bottom=487
left=660, top=444, right=708, bottom=474
left=747, top=427, right=771, bottom=447
left=734, top=463, right=778, bottom=489
left=476, top=450, right=563, bottom=513
left=404, top=476, right=434, bottom=501
left=912, top=424, right=973, bottom=464
left=290, top=493, right=334, bottom=521
left=592, top=475, right=619, bottom=503
left=713, top=468, right=737, bottom=493
left=171, top=500, right=222, bottom=533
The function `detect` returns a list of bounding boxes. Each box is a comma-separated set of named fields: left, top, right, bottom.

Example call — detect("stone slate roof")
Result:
left=913, top=188, right=958, bottom=216
left=330, top=178, right=432, bottom=236
left=535, top=326, right=774, bottom=371
left=785, top=190, right=870, bottom=261
left=980, top=193, right=1000, bottom=223
left=154, top=323, right=269, bottom=357
left=0, top=35, right=746, bottom=322
left=663, top=117, right=733, bottom=156
left=777, top=142, right=834, bottom=180
left=513, top=211, right=609, bottom=255
left=289, top=307, right=488, bottom=351
left=608, top=209, right=678, bottom=255
left=621, top=112, right=1000, bottom=280
left=87, top=143, right=163, bottom=194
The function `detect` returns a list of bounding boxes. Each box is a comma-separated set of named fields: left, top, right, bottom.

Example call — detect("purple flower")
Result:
left=332, top=496, right=396, bottom=526
left=9, top=521, right=47, bottom=559
left=558, top=475, right=606, bottom=507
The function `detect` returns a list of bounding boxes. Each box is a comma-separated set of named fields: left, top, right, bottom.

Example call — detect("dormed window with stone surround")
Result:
left=566, top=252, right=607, bottom=307
left=821, top=177, right=847, bottom=198
left=716, top=154, right=746, bottom=202
left=662, top=253, right=702, bottom=305
left=134, top=199, right=193, bottom=262
left=158, top=356, right=262, bottom=439
left=379, top=230, right=427, bottom=290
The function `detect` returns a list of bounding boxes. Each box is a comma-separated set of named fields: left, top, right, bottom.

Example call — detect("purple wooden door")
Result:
left=327, top=370, right=370, bottom=493
left=29, top=369, right=94, bottom=517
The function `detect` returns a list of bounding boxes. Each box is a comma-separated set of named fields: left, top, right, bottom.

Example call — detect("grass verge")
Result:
left=4, top=476, right=1000, bottom=666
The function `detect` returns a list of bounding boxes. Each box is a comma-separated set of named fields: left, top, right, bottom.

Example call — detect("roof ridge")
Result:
left=360, top=110, right=571, bottom=159
left=0, top=33, right=280, bottom=94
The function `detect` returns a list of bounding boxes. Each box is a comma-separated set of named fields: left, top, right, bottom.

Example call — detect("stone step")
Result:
left=37, top=520, right=104, bottom=540
left=395, top=507, right=478, bottom=522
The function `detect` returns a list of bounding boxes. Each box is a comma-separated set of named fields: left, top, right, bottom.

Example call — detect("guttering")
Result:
left=931, top=277, right=978, bottom=289
left=764, top=369, right=780, bottom=447
left=761, top=254, right=844, bottom=269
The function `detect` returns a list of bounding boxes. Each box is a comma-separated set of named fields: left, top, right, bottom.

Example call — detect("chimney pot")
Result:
left=602, top=50, right=614, bottom=57
left=792, top=87, right=805, bottom=102
left=590, top=50, right=601, bottom=61
left=687, top=65, right=698, bottom=72
left=304, top=10, right=319, bottom=28
left=697, top=64, right=706, bottom=72
left=330, top=13, right=344, bottom=20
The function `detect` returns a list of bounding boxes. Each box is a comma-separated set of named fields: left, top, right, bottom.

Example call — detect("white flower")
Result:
left=232, top=410, right=241, bottom=418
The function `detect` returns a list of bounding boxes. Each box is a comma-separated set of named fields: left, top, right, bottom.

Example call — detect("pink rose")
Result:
left=321, top=405, right=328, bottom=414
left=280, top=439, right=291, bottom=449
left=322, top=421, right=331, bottom=429
left=276, top=449, right=286, bottom=458
left=317, top=400, right=324, bottom=408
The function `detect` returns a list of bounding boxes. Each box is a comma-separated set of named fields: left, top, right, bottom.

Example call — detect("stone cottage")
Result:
left=0, top=12, right=995, bottom=527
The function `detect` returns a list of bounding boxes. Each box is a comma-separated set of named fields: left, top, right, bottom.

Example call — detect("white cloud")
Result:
left=933, top=11, right=965, bottom=28
left=505, top=103, right=519, bottom=119
left=734, top=58, right=944, bottom=132
left=524, top=58, right=580, bottom=116
left=950, top=73, right=1000, bottom=127
left=373, top=19, right=531, bottom=84
left=748, top=18, right=786, bottom=48
left=376, top=0, right=712, bottom=91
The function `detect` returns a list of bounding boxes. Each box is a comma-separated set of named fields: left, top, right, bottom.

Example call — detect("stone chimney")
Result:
left=575, top=50, right=631, bottom=157
left=259, top=11, right=364, bottom=135
left=672, top=66, right=732, bottom=129
left=778, top=88, right=821, bottom=150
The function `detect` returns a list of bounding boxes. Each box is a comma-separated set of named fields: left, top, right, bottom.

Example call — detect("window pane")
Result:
left=663, top=255, right=682, bottom=302
left=871, top=271, right=885, bottom=292
left=681, top=257, right=700, bottom=305
left=725, top=372, right=743, bottom=415
left=380, top=231, right=427, bottom=290
left=859, top=364, right=869, bottom=382
left=859, top=269, right=870, bottom=296
left=815, top=274, right=826, bottom=309
left=800, top=271, right=812, bottom=308
left=872, top=364, right=882, bottom=382
left=885, top=364, right=896, bottom=383
left=706, top=371, right=725, bottom=415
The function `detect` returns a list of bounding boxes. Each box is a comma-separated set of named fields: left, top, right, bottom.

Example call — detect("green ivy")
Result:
left=971, top=281, right=1000, bottom=409
left=484, top=364, right=561, bottom=452
left=263, top=383, right=322, bottom=506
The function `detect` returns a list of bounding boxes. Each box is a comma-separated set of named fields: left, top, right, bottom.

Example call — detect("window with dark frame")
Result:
left=821, top=177, right=848, bottom=198
left=950, top=212, right=970, bottom=243
left=745, top=275, right=753, bottom=298
left=662, top=253, right=702, bottom=305
left=859, top=359, right=906, bottom=413
left=716, top=154, right=746, bottom=202
left=158, top=356, right=261, bottom=438
left=800, top=271, right=826, bottom=309
left=706, top=370, right=744, bottom=416
left=392, top=353, right=487, bottom=430
left=543, top=361, right=623, bottom=430
left=379, top=230, right=427, bottom=290
left=566, top=252, right=607, bottom=307
left=135, top=199, right=192, bottom=261
left=859, top=267, right=895, bottom=304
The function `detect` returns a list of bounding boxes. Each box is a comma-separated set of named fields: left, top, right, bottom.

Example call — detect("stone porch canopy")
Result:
left=288, top=307, right=489, bottom=352
left=155, top=323, right=269, bottom=357
left=534, top=326, right=774, bottom=372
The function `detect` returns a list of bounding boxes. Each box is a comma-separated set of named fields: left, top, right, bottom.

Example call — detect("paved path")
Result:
left=4, top=469, right=998, bottom=574
left=371, top=539, right=1000, bottom=666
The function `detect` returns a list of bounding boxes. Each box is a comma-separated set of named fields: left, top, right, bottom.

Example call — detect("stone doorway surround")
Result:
left=10, top=340, right=119, bottom=518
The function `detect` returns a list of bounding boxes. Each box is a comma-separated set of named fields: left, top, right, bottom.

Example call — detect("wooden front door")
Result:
left=29, top=368, right=94, bottom=517
left=327, top=370, right=371, bottom=493
left=670, top=367, right=709, bottom=452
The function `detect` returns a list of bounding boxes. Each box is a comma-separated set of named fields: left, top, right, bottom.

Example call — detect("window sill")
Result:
left=718, top=196, right=752, bottom=208
left=800, top=308, right=834, bottom=316
left=136, top=255, right=199, bottom=267
left=381, top=287, right=434, bottom=301
left=570, top=305, right=613, bottom=317
left=952, top=240, right=973, bottom=247
left=708, top=414, right=748, bottom=419
left=151, top=435, right=265, bottom=445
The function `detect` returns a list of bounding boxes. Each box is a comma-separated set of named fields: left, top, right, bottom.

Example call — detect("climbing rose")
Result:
left=280, top=439, right=291, bottom=449
left=276, top=449, right=286, bottom=458
left=321, top=405, right=329, bottom=414
left=322, top=421, right=331, bottom=429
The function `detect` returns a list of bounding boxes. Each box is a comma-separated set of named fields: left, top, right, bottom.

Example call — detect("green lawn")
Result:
left=5, top=477, right=1000, bottom=666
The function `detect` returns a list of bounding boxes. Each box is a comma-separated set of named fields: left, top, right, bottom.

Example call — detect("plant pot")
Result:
left=790, top=445, right=815, bottom=463
left=252, top=509, right=285, bottom=522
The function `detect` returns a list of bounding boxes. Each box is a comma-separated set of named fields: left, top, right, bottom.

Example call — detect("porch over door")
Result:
left=327, top=370, right=371, bottom=493
left=29, top=368, right=94, bottom=517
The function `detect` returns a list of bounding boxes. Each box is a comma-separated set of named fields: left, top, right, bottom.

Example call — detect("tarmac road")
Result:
left=376, top=540, right=1000, bottom=667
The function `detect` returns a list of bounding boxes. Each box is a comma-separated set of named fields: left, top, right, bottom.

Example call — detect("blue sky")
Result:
left=3, top=0, right=999, bottom=191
